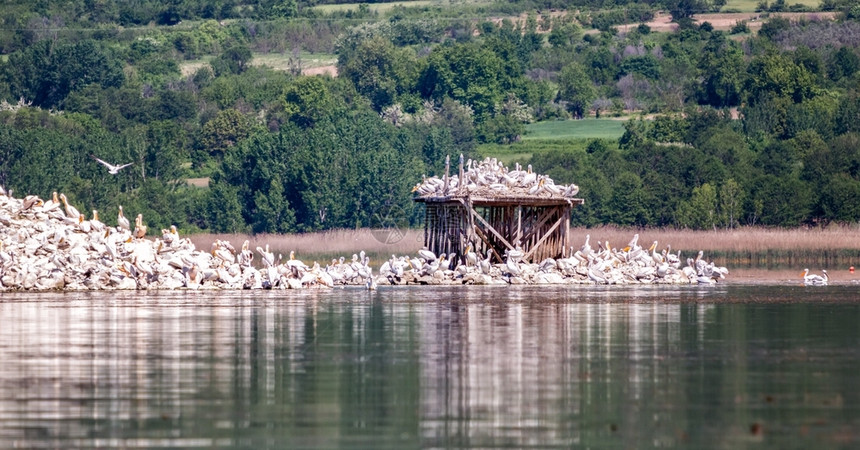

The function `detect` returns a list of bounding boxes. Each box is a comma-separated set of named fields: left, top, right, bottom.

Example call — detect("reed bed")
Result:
left=568, top=225, right=860, bottom=252
left=569, top=225, right=860, bottom=269
left=187, top=225, right=860, bottom=269
left=188, top=228, right=424, bottom=265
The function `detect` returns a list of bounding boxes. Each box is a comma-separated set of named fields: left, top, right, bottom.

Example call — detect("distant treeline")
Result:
left=0, top=1, right=859, bottom=234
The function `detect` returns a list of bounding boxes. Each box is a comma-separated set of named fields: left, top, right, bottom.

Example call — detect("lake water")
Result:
left=1, top=283, right=859, bottom=448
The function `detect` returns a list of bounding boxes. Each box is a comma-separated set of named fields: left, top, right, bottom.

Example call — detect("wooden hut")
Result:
left=413, top=157, right=584, bottom=264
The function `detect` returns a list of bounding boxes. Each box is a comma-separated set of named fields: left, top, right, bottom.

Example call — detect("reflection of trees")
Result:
left=1, top=291, right=859, bottom=447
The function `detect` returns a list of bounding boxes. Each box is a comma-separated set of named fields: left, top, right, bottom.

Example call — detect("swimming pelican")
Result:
left=91, top=155, right=133, bottom=174
left=802, top=268, right=828, bottom=286
left=117, top=205, right=130, bottom=231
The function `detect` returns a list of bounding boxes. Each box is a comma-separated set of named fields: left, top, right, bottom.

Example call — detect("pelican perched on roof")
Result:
left=802, top=268, right=828, bottom=286
left=91, top=155, right=133, bottom=175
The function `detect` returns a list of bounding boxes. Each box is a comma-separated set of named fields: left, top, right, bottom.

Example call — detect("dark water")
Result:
left=1, top=285, right=859, bottom=448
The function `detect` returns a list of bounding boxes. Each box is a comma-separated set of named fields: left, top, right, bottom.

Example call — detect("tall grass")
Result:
left=569, top=225, right=860, bottom=269
left=724, top=0, right=821, bottom=12
left=188, top=225, right=860, bottom=269
left=312, top=0, right=436, bottom=13
left=189, top=228, right=424, bottom=266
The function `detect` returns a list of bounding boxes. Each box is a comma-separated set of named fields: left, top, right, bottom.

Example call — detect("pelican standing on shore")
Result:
left=117, top=205, right=130, bottom=231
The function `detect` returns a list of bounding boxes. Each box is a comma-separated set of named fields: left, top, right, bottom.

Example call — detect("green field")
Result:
left=723, top=0, right=821, bottom=12
left=312, top=0, right=437, bottom=13
left=523, top=118, right=626, bottom=141
left=251, top=52, right=337, bottom=71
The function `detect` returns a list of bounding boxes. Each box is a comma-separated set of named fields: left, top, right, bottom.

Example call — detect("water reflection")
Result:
left=0, top=286, right=858, bottom=448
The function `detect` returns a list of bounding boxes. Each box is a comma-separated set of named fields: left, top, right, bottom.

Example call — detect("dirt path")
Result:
left=616, top=11, right=837, bottom=32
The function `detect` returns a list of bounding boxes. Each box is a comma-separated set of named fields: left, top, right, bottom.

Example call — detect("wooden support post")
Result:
left=524, top=215, right=566, bottom=261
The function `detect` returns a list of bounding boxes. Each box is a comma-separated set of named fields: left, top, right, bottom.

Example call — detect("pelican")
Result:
left=478, top=249, right=492, bottom=274
left=238, top=240, right=254, bottom=267
left=91, top=155, right=133, bottom=175
left=580, top=234, right=592, bottom=257
left=465, top=244, right=477, bottom=267
left=257, top=244, right=275, bottom=267
left=418, top=247, right=437, bottom=262
left=117, top=205, right=130, bottom=231
left=802, top=268, right=828, bottom=286
left=133, top=214, right=147, bottom=238
left=90, top=210, right=105, bottom=232
left=59, top=193, right=80, bottom=220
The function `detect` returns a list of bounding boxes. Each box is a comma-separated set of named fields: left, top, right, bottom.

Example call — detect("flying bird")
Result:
left=91, top=155, right=133, bottom=174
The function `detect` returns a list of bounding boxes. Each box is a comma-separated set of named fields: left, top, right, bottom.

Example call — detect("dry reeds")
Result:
left=187, top=225, right=860, bottom=269
left=188, top=228, right=424, bottom=264
left=568, top=225, right=860, bottom=252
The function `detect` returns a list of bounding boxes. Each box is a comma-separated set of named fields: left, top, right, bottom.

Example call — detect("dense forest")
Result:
left=0, top=0, right=859, bottom=234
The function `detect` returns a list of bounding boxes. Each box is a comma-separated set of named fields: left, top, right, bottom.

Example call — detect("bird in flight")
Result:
left=91, top=155, right=133, bottom=174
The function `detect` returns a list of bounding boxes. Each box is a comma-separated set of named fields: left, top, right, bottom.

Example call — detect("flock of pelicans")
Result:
left=0, top=185, right=833, bottom=291
left=412, top=156, right=581, bottom=199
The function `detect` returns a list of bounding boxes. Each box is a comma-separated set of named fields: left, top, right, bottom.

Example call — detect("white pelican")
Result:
left=418, top=247, right=437, bottom=262
left=238, top=240, right=254, bottom=267
left=257, top=244, right=275, bottom=267
left=802, top=268, right=828, bottom=286
left=90, top=210, right=106, bottom=232
left=91, top=155, right=133, bottom=174
left=464, top=244, right=478, bottom=268
left=59, top=193, right=80, bottom=220
left=117, top=205, right=130, bottom=231
left=133, top=214, right=147, bottom=238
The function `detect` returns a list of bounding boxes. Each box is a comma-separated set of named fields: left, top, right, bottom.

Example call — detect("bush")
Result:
left=731, top=20, right=750, bottom=34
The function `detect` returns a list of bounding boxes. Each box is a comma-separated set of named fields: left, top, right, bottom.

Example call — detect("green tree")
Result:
left=697, top=36, right=744, bottom=107
left=2, top=39, right=124, bottom=109
left=718, top=178, right=744, bottom=229
left=606, top=171, right=651, bottom=226
left=418, top=42, right=511, bottom=117
left=199, top=108, right=255, bottom=157
left=557, top=62, right=595, bottom=119
left=338, top=36, right=418, bottom=112
left=676, top=183, right=718, bottom=229
left=211, top=44, right=253, bottom=76
left=205, top=180, right=248, bottom=233
left=282, top=76, right=338, bottom=128
left=745, top=52, right=817, bottom=105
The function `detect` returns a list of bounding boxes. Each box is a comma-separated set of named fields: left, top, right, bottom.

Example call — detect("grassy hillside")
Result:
left=724, top=0, right=821, bottom=11
left=524, top=118, right=626, bottom=141
left=312, top=0, right=437, bottom=13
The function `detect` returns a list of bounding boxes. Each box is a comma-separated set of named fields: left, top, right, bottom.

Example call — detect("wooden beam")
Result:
left=458, top=198, right=515, bottom=252
left=524, top=214, right=566, bottom=261
left=520, top=206, right=556, bottom=245
left=472, top=223, right=504, bottom=263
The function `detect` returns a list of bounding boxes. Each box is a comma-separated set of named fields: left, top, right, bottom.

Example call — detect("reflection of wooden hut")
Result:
left=413, top=157, right=584, bottom=264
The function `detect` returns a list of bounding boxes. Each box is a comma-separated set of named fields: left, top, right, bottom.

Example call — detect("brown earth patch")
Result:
left=617, top=11, right=837, bottom=33
left=302, top=65, right=338, bottom=77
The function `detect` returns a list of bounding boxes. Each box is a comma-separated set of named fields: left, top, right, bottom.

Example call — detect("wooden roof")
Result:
left=415, top=194, right=584, bottom=207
